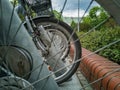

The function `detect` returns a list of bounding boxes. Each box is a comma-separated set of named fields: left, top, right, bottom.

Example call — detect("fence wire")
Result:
left=0, top=0, right=120, bottom=90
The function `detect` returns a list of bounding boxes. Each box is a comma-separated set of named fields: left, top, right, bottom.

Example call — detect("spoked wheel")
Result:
left=0, top=76, right=35, bottom=90
left=0, top=46, right=33, bottom=79
left=33, top=17, right=81, bottom=84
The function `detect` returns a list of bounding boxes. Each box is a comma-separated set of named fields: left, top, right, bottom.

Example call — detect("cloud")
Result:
left=51, top=0, right=99, bottom=17
left=62, top=9, right=88, bottom=17
left=52, top=0, right=99, bottom=10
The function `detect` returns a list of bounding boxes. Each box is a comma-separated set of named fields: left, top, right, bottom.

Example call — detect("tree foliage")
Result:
left=70, top=6, right=113, bottom=31
left=81, top=6, right=109, bottom=31
left=75, top=6, right=119, bottom=64
left=70, top=20, right=77, bottom=29
left=77, top=27, right=120, bottom=64
left=53, top=10, right=63, bottom=21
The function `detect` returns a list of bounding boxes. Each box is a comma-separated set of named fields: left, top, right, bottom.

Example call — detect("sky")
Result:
left=51, top=0, right=99, bottom=17
left=10, top=0, right=99, bottom=17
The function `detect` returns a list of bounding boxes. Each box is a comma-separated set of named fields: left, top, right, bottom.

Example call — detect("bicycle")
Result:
left=15, top=0, right=82, bottom=84
left=0, top=0, right=59, bottom=89
left=14, top=0, right=81, bottom=84
left=0, top=0, right=81, bottom=86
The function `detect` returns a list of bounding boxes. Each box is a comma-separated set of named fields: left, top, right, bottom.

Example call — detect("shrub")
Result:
left=79, top=23, right=92, bottom=31
left=77, top=26, right=120, bottom=64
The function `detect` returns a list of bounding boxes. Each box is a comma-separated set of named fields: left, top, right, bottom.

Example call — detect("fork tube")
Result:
left=25, top=16, right=34, bottom=36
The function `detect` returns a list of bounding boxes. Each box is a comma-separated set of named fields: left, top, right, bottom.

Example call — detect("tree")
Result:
left=79, top=6, right=110, bottom=31
left=71, top=20, right=77, bottom=30
left=53, top=10, right=63, bottom=21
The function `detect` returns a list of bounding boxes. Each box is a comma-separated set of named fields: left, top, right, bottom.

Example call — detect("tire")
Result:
left=0, top=76, right=35, bottom=90
left=33, top=17, right=82, bottom=84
